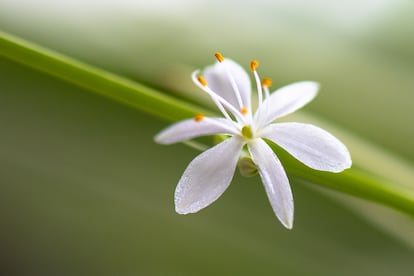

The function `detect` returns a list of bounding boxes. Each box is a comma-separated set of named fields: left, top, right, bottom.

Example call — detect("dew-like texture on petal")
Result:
left=204, top=59, right=251, bottom=110
left=248, top=139, right=294, bottom=229
left=175, top=137, right=244, bottom=214
left=254, top=81, right=319, bottom=128
left=154, top=117, right=238, bottom=144
left=262, top=123, right=352, bottom=172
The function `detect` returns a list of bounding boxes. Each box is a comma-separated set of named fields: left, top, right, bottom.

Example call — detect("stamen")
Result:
left=262, top=77, right=272, bottom=98
left=192, top=71, right=247, bottom=124
left=251, top=60, right=264, bottom=105
left=214, top=52, right=224, bottom=63
left=203, top=86, right=246, bottom=123
left=194, top=114, right=204, bottom=122
left=214, top=53, right=244, bottom=109
left=240, top=107, right=248, bottom=115
left=250, top=60, right=259, bottom=72
left=262, top=78, right=272, bottom=88
left=197, top=75, right=208, bottom=86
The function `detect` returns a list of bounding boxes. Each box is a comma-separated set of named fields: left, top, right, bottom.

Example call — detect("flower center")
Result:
left=241, top=125, right=253, bottom=139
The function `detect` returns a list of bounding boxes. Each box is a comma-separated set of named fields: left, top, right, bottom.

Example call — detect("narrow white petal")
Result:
left=175, top=137, right=244, bottom=214
left=154, top=117, right=238, bottom=145
left=262, top=123, right=352, bottom=172
left=248, top=139, right=294, bottom=229
left=204, top=59, right=251, bottom=110
left=254, top=81, right=319, bottom=128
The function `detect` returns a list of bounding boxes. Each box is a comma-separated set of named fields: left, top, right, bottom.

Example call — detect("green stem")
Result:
left=270, top=143, right=414, bottom=216
left=0, top=31, right=207, bottom=122
left=1, top=30, right=414, bottom=217
left=294, top=165, right=414, bottom=215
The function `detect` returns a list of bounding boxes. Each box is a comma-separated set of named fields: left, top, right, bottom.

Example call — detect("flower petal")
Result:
left=154, top=117, right=238, bottom=145
left=262, top=122, right=352, bottom=172
left=254, top=81, right=319, bottom=128
left=248, top=139, right=294, bottom=229
left=204, top=59, right=251, bottom=110
left=175, top=137, right=244, bottom=214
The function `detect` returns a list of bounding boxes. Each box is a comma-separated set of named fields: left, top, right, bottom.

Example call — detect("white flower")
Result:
left=155, top=53, right=351, bottom=229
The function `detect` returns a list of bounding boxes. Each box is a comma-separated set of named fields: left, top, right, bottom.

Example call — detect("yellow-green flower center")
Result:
left=241, top=125, right=253, bottom=139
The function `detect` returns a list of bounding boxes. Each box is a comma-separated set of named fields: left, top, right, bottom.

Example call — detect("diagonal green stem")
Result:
left=1, top=30, right=414, bottom=217
left=0, top=31, right=208, bottom=122
left=270, top=143, right=414, bottom=216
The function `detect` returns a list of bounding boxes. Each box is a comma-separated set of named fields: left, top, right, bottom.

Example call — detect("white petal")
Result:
left=254, top=81, right=319, bottom=128
left=175, top=137, right=244, bottom=214
left=248, top=139, right=294, bottom=229
left=154, top=117, right=238, bottom=145
left=204, top=59, right=251, bottom=110
left=262, top=123, right=352, bottom=172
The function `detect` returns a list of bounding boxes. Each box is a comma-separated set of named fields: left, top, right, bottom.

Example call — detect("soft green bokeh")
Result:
left=1, top=1, right=413, bottom=275
left=2, top=58, right=413, bottom=275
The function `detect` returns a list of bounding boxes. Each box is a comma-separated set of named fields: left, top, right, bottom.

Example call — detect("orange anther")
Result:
left=262, top=78, right=272, bottom=88
left=250, top=60, right=259, bottom=71
left=240, top=107, right=248, bottom=115
left=197, top=75, right=208, bottom=86
left=214, top=52, right=224, bottom=62
left=194, top=114, right=204, bottom=122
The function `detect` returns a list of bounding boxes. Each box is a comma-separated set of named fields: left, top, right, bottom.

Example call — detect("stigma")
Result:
left=241, top=125, right=254, bottom=139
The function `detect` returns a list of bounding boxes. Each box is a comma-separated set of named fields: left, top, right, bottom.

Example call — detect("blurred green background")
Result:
left=1, top=1, right=413, bottom=275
